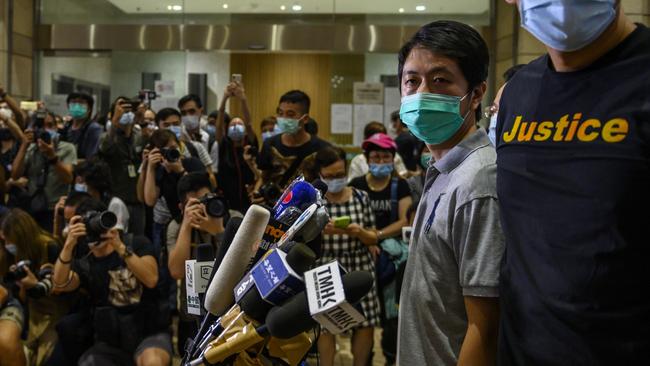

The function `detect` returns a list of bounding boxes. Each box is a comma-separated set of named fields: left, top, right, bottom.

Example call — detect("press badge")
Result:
left=128, top=164, right=137, bottom=178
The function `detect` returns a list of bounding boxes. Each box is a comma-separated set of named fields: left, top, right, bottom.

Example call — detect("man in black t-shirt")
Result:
left=496, top=2, right=650, bottom=364
left=390, top=110, right=419, bottom=173
left=52, top=199, right=172, bottom=366
left=60, top=92, right=103, bottom=161
left=256, top=90, right=329, bottom=190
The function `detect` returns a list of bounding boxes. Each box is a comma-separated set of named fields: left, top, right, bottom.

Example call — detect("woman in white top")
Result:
left=347, top=121, right=408, bottom=182
left=72, top=158, right=130, bottom=232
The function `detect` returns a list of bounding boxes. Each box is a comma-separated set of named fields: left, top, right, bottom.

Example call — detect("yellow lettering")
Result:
left=534, top=121, right=553, bottom=141
left=503, top=116, right=522, bottom=143
left=517, top=122, right=537, bottom=141
left=553, top=115, right=570, bottom=141
left=602, top=118, right=628, bottom=143
left=577, top=119, right=601, bottom=142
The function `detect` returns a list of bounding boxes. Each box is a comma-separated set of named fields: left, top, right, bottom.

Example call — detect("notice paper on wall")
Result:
left=353, top=104, right=384, bottom=146
left=331, top=104, right=353, bottom=134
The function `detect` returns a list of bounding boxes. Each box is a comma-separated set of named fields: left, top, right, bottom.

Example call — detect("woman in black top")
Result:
left=215, top=82, right=258, bottom=214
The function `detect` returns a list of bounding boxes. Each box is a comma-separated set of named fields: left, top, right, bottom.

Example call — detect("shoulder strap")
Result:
left=390, top=177, right=399, bottom=223
left=185, top=141, right=199, bottom=158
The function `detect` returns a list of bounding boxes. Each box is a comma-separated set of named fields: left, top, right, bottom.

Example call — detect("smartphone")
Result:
left=121, top=99, right=140, bottom=111
left=333, top=216, right=351, bottom=229
left=231, top=74, right=242, bottom=84
left=20, top=101, right=38, bottom=111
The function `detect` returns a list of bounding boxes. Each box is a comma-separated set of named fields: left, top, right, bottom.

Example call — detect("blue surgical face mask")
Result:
left=321, top=176, right=347, bottom=194
left=69, top=103, right=88, bottom=119
left=277, top=117, right=301, bottom=135
left=4, top=243, right=17, bottom=256
left=168, top=125, right=183, bottom=140
left=369, top=163, right=394, bottom=178
left=74, top=183, right=88, bottom=192
left=488, top=114, right=498, bottom=146
left=182, top=115, right=200, bottom=131
left=228, top=124, right=245, bottom=141
left=399, top=92, right=472, bottom=145
left=519, top=0, right=616, bottom=52
left=119, top=111, right=135, bottom=126
left=205, top=124, right=217, bottom=136
left=262, top=131, right=275, bottom=142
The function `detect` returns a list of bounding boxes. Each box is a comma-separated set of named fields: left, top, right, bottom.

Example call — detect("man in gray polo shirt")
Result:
left=396, top=21, right=504, bottom=366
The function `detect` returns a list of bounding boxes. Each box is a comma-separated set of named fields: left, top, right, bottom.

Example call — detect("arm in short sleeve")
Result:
left=451, top=197, right=504, bottom=297
left=108, top=198, right=130, bottom=233
left=394, top=153, right=408, bottom=177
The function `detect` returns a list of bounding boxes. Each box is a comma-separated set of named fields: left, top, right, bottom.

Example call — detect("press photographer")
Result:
left=52, top=199, right=172, bottom=365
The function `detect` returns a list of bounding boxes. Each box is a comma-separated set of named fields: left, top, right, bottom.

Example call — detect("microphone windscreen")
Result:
left=285, top=243, right=316, bottom=275
left=196, top=243, right=215, bottom=262
left=311, top=179, right=328, bottom=196
left=265, top=291, right=316, bottom=339
left=204, top=205, right=270, bottom=315
left=341, top=271, right=374, bottom=304
left=239, top=286, right=272, bottom=323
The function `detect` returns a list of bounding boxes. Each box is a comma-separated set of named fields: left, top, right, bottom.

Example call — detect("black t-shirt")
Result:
left=98, top=130, right=144, bottom=205
left=217, top=136, right=258, bottom=214
left=257, top=134, right=330, bottom=187
left=155, top=166, right=184, bottom=221
left=496, top=24, right=650, bottom=365
left=395, top=131, right=419, bottom=171
left=349, top=176, right=410, bottom=232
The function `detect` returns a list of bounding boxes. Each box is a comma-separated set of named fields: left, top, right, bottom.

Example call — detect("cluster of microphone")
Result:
left=182, top=177, right=375, bottom=366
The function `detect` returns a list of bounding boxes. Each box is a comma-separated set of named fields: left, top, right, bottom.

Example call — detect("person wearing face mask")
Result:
left=390, top=110, right=420, bottom=175
left=0, top=107, right=25, bottom=199
left=60, top=92, right=102, bottom=161
left=73, top=159, right=130, bottom=234
left=313, top=146, right=381, bottom=366
left=396, top=21, right=504, bottom=366
left=349, top=132, right=411, bottom=365
left=52, top=199, right=172, bottom=366
left=256, top=90, right=330, bottom=192
left=178, top=94, right=210, bottom=151
left=11, top=112, right=77, bottom=231
left=496, top=1, right=650, bottom=364
left=405, top=142, right=430, bottom=207
left=214, top=82, right=258, bottom=214
left=348, top=121, right=408, bottom=182
left=166, top=172, right=226, bottom=354
left=1, top=208, right=71, bottom=365
left=484, top=65, right=523, bottom=146
left=97, top=97, right=147, bottom=236
left=260, top=116, right=279, bottom=143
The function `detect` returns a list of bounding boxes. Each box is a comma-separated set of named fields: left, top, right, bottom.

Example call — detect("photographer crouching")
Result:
left=52, top=199, right=172, bottom=366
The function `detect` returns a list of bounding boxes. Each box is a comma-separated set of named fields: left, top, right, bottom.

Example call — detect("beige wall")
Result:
left=0, top=0, right=35, bottom=100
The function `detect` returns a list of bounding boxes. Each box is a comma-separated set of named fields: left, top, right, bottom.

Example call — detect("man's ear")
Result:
left=470, top=81, right=487, bottom=114
left=300, top=114, right=310, bottom=126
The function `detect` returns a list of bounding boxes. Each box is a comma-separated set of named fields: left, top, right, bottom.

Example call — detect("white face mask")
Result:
left=74, top=183, right=88, bottom=192
left=4, top=243, right=17, bottom=256
left=182, top=115, right=200, bottom=131
left=488, top=113, right=498, bottom=146
left=322, top=176, right=347, bottom=194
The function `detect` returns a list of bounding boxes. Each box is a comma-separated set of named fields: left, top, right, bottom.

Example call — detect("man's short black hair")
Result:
left=149, top=129, right=178, bottom=149
left=177, top=172, right=212, bottom=203
left=155, top=108, right=181, bottom=125
left=178, top=94, right=203, bottom=110
left=65, top=191, right=91, bottom=207
left=74, top=158, right=113, bottom=196
left=279, top=90, right=310, bottom=115
left=503, top=64, right=525, bottom=82
left=66, top=92, right=95, bottom=113
left=398, top=20, right=489, bottom=120
left=75, top=198, right=109, bottom=217
left=314, top=146, right=347, bottom=172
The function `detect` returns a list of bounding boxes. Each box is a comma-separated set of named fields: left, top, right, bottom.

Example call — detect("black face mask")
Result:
left=0, top=128, right=13, bottom=141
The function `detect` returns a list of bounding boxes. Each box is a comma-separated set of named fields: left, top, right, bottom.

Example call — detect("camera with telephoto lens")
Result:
left=161, top=147, right=181, bottom=163
left=258, top=182, right=282, bottom=205
left=4, top=260, right=32, bottom=283
left=82, top=210, right=118, bottom=245
left=199, top=193, right=227, bottom=218
left=27, top=266, right=54, bottom=298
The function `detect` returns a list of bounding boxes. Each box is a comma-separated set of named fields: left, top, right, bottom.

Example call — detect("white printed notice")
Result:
left=353, top=104, right=384, bottom=146
left=331, top=104, right=353, bottom=134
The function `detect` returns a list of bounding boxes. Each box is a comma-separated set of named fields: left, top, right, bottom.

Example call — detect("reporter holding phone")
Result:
left=312, top=145, right=380, bottom=366
left=214, top=80, right=258, bottom=214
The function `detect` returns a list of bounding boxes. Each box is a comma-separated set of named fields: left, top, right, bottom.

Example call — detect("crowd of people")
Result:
left=2, top=1, right=649, bottom=365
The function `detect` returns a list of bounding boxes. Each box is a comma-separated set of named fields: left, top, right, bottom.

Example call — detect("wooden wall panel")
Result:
left=229, top=53, right=332, bottom=141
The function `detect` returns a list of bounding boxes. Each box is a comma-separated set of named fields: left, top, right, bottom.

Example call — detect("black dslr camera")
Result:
left=82, top=210, right=118, bottom=244
left=257, top=182, right=282, bottom=205
left=32, top=109, right=52, bottom=144
left=161, top=147, right=181, bottom=163
left=4, top=260, right=32, bottom=283
left=199, top=193, right=227, bottom=218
